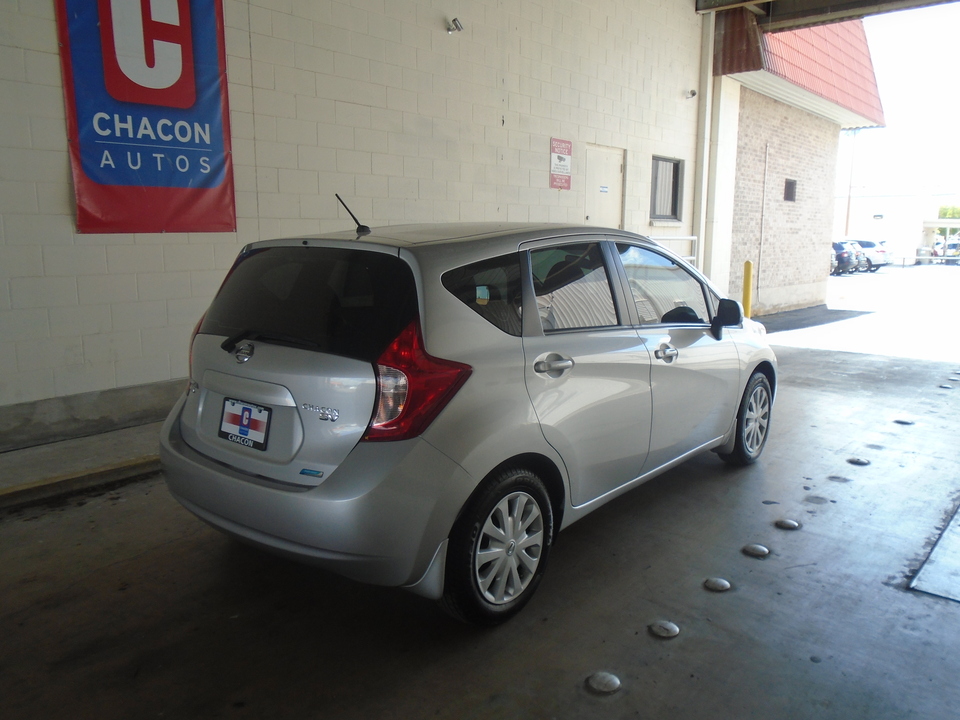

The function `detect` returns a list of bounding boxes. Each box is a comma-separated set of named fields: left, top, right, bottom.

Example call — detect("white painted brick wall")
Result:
left=0, top=0, right=703, bottom=406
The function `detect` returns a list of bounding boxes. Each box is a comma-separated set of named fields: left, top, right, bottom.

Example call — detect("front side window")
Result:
left=651, top=156, right=683, bottom=220
left=617, top=244, right=708, bottom=324
left=530, top=243, right=618, bottom=332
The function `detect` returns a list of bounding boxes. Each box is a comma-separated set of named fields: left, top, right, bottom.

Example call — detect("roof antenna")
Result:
left=335, top=194, right=371, bottom=236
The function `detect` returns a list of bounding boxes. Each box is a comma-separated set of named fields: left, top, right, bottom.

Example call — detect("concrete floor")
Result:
left=2, top=267, right=959, bottom=719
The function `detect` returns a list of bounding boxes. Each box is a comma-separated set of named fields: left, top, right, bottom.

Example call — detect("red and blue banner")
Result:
left=55, top=0, right=235, bottom=233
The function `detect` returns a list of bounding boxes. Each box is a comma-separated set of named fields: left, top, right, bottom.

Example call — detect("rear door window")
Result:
left=200, top=246, right=417, bottom=361
left=529, top=243, right=619, bottom=332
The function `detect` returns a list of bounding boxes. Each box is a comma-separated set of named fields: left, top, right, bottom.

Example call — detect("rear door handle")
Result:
left=534, top=358, right=574, bottom=373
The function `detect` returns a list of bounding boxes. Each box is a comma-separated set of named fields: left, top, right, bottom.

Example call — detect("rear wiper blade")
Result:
left=220, top=330, right=320, bottom=353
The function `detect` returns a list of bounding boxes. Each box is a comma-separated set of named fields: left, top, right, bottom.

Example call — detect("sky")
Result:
left=838, top=1, right=960, bottom=204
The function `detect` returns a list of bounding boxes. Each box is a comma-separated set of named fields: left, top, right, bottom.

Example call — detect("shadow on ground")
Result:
left=754, top=305, right=871, bottom=333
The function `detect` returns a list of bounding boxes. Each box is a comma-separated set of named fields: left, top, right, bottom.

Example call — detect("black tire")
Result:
left=719, top=372, right=772, bottom=466
left=441, top=467, right=553, bottom=626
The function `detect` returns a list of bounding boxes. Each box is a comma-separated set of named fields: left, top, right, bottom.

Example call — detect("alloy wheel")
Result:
left=743, top=383, right=770, bottom=456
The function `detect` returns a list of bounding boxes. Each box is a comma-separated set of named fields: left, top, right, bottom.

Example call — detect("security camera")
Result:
left=448, top=18, right=463, bottom=33
left=686, top=89, right=697, bottom=99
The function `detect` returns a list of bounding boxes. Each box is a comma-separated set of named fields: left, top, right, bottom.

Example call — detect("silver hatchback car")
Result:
left=160, top=223, right=776, bottom=624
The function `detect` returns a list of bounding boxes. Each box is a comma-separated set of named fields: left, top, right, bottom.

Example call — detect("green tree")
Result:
left=937, top=206, right=960, bottom=237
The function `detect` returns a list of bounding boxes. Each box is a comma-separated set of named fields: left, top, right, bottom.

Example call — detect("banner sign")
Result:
left=550, top=138, right=572, bottom=190
left=55, top=0, right=236, bottom=233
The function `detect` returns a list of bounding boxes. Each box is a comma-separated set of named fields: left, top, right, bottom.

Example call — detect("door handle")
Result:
left=654, top=346, right=679, bottom=362
left=534, top=358, right=574, bottom=373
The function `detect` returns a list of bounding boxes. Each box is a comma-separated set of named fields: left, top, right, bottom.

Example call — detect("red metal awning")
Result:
left=715, top=8, right=885, bottom=128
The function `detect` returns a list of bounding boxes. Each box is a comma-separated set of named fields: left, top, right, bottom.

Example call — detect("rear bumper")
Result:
left=160, top=395, right=474, bottom=590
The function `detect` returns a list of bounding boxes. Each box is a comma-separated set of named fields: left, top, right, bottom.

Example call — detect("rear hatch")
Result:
left=179, top=244, right=418, bottom=487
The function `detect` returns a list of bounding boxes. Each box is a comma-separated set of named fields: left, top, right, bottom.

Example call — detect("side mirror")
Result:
left=711, top=298, right=743, bottom=340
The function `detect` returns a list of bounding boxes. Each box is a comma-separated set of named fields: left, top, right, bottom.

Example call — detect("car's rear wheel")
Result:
left=720, top=372, right=772, bottom=466
left=441, top=468, right=553, bottom=625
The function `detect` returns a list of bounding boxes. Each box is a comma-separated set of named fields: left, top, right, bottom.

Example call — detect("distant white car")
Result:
left=850, top=240, right=888, bottom=272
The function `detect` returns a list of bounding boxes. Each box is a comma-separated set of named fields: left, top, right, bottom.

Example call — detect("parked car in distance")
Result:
left=850, top=240, right=888, bottom=272
left=832, top=241, right=857, bottom=274
left=848, top=241, right=870, bottom=272
left=945, top=240, right=960, bottom=265
left=160, top=222, right=777, bottom=625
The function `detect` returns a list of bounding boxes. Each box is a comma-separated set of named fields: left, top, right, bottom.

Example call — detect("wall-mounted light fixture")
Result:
left=447, top=18, right=464, bottom=33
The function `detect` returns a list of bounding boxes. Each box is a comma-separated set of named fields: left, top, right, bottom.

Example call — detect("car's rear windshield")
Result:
left=200, top=246, right=418, bottom=362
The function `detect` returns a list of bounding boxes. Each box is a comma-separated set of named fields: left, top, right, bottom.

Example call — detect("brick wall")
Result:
left=0, top=0, right=703, bottom=407
left=729, top=88, right=838, bottom=314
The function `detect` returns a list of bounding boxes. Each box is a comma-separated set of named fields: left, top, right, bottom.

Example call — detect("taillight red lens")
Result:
left=363, top=320, right=472, bottom=442
left=187, top=314, right=205, bottom=390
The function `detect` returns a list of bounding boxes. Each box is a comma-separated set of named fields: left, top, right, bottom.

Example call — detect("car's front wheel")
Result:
left=720, top=371, right=772, bottom=466
left=441, top=468, right=553, bottom=625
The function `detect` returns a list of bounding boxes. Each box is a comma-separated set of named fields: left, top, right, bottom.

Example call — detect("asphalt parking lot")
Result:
left=1, top=264, right=958, bottom=719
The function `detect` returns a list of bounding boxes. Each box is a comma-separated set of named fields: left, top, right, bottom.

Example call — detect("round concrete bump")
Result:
left=704, top=577, right=731, bottom=592
left=648, top=620, right=680, bottom=638
left=775, top=518, right=802, bottom=530
left=742, top=543, right=770, bottom=558
left=585, top=671, right=621, bottom=695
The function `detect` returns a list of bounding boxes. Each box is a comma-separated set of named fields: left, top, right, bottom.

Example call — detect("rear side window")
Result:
left=200, top=247, right=417, bottom=361
left=442, top=253, right=523, bottom=336
left=530, top=243, right=618, bottom=332
left=616, top=244, right=708, bottom=324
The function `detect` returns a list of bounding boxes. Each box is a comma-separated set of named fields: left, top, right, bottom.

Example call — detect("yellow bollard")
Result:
left=742, top=261, right=753, bottom=318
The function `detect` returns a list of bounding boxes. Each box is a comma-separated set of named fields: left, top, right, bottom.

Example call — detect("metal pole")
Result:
left=756, top=144, right=768, bottom=313
left=844, top=129, right=859, bottom=237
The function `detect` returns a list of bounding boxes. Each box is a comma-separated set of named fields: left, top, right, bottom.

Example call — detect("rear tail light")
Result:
left=186, top=314, right=205, bottom=392
left=362, top=320, right=472, bottom=442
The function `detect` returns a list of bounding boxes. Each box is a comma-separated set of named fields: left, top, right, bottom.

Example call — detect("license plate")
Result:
left=218, top=398, right=271, bottom=451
